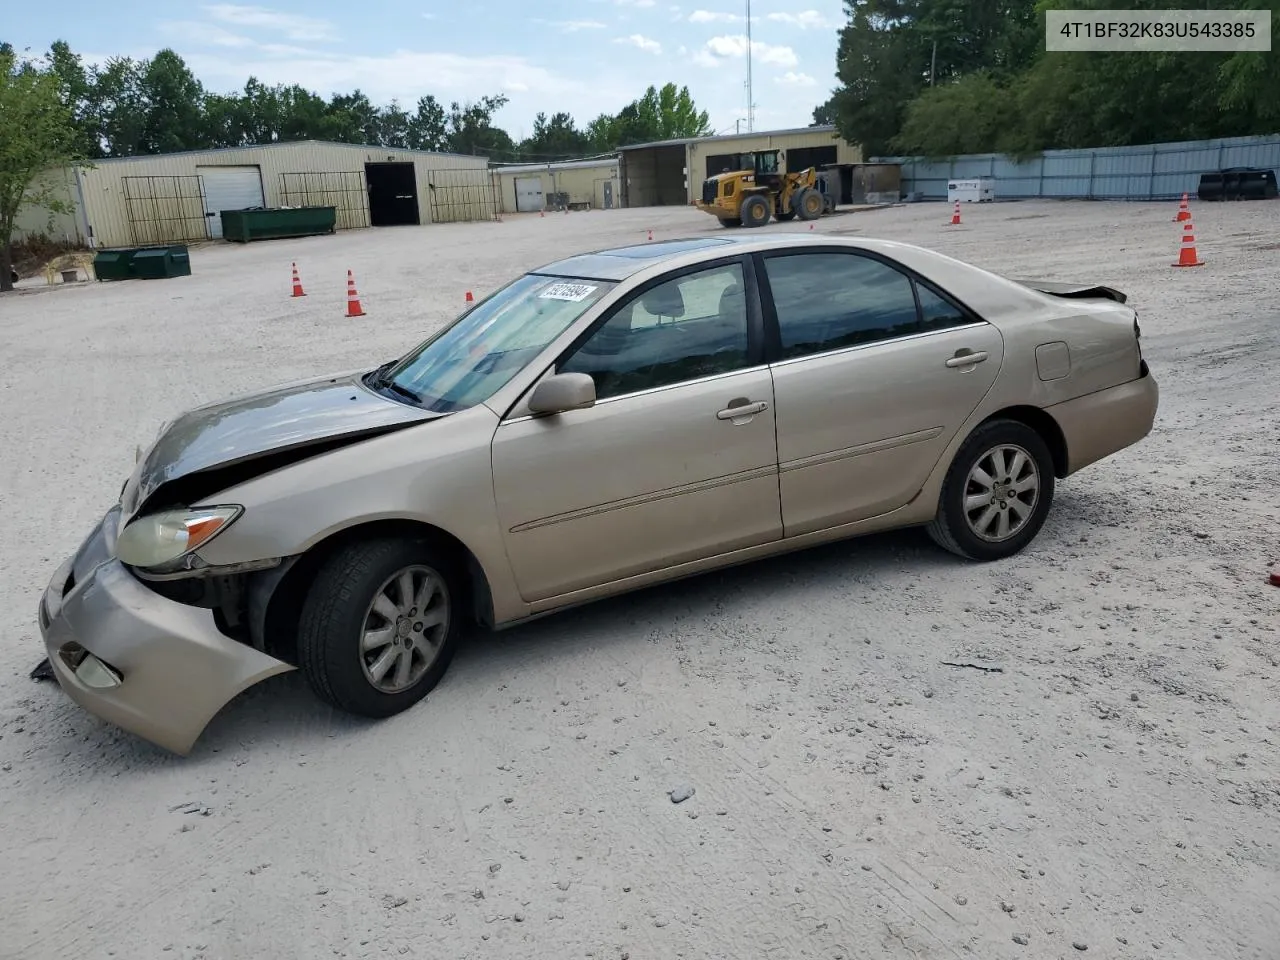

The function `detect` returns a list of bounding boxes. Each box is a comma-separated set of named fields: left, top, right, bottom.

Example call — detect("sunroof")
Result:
left=594, top=237, right=734, bottom=259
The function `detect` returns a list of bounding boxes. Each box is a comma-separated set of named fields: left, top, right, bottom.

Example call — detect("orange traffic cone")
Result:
left=1172, top=218, right=1204, bottom=267
left=290, top=262, right=306, bottom=297
left=345, top=270, right=365, bottom=316
left=465, top=290, right=474, bottom=304
left=1173, top=192, right=1190, bottom=222
left=948, top=200, right=961, bottom=226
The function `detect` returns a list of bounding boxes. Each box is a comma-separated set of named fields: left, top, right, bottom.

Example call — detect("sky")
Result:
left=6, top=2, right=846, bottom=142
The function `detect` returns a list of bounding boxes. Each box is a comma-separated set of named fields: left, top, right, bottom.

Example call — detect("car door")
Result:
left=759, top=249, right=1005, bottom=537
left=490, top=258, right=782, bottom=603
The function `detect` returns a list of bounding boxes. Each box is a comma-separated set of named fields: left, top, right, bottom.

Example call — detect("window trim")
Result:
left=547, top=253, right=766, bottom=403
left=752, top=247, right=988, bottom=364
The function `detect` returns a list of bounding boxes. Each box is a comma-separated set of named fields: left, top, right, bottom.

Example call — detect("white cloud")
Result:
left=704, top=34, right=798, bottom=67
left=202, top=4, right=337, bottom=42
left=614, top=33, right=663, bottom=53
left=615, top=0, right=656, bottom=6
left=558, top=19, right=607, bottom=31
left=692, top=48, right=721, bottom=67
left=160, top=21, right=256, bottom=48
left=689, top=9, right=741, bottom=22
left=775, top=70, right=816, bottom=86
left=766, top=10, right=832, bottom=29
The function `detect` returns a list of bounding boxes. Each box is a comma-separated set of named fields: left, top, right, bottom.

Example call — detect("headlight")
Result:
left=115, top=506, right=242, bottom=571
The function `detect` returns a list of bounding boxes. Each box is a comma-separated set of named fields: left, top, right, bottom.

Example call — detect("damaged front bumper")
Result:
left=37, top=505, right=295, bottom=755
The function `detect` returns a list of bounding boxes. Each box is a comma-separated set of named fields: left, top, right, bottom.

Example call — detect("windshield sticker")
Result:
left=539, top=282, right=598, bottom=302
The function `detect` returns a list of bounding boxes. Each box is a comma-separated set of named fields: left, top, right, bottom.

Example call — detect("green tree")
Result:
left=0, top=49, right=87, bottom=291
left=519, top=111, right=591, bottom=160
left=407, top=95, right=448, bottom=151
left=446, top=94, right=514, bottom=156
left=137, top=49, right=207, bottom=153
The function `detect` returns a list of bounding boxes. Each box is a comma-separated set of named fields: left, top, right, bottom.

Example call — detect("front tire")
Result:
left=926, top=419, right=1056, bottom=561
left=297, top=538, right=461, bottom=717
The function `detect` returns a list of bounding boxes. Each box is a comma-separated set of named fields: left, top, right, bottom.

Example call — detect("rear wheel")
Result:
left=741, top=194, right=771, bottom=228
left=793, top=187, right=824, bottom=221
left=297, top=538, right=461, bottom=717
left=926, top=419, right=1055, bottom=561
left=717, top=216, right=742, bottom=228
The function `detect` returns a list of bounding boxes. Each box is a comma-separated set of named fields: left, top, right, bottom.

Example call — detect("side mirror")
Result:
left=527, top=372, right=597, bottom=415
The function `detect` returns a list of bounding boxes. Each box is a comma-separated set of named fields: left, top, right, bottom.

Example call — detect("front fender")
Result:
left=189, top=404, right=529, bottom=624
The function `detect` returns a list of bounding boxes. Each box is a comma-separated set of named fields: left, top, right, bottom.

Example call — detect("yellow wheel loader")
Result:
left=695, top=150, right=827, bottom=228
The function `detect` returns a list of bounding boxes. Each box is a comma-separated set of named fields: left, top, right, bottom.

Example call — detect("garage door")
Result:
left=514, top=176, right=544, bottom=213
left=197, top=165, right=266, bottom=238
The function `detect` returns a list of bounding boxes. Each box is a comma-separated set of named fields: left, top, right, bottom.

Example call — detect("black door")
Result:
left=785, top=146, right=838, bottom=173
left=365, top=162, right=420, bottom=226
left=706, top=153, right=743, bottom=178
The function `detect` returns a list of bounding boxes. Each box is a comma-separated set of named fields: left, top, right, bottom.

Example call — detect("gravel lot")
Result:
left=1, top=198, right=1278, bottom=960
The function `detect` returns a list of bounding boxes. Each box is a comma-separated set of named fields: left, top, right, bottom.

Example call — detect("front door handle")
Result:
left=946, top=349, right=989, bottom=368
left=717, top=399, right=769, bottom=420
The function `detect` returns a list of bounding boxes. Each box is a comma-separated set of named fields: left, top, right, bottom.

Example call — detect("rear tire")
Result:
left=741, top=194, right=771, bottom=228
left=926, top=419, right=1056, bottom=562
left=717, top=216, right=742, bottom=228
left=297, top=538, right=462, bottom=717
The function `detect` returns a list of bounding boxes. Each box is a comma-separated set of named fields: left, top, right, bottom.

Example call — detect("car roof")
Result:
left=529, top=233, right=845, bottom=281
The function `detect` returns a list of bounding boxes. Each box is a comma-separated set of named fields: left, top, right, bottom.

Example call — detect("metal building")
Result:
left=16, top=140, right=494, bottom=249
left=616, top=124, right=862, bottom=208
left=490, top=158, right=621, bottom=214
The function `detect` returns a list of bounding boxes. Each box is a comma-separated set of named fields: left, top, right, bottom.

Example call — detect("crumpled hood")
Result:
left=121, top=370, right=437, bottom=517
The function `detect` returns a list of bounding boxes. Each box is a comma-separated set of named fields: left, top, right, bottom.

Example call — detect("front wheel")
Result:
left=926, top=419, right=1056, bottom=561
left=297, top=538, right=462, bottom=717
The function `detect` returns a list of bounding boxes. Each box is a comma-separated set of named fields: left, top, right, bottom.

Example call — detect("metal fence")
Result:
left=122, top=175, right=210, bottom=245
left=280, top=171, right=371, bottom=229
left=425, top=168, right=502, bottom=223
left=879, top=134, right=1280, bottom=201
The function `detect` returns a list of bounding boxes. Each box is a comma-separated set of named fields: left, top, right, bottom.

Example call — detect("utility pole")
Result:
left=745, top=0, right=754, bottom=132
left=930, top=39, right=937, bottom=86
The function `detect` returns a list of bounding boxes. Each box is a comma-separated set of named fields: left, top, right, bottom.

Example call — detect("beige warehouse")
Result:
left=491, top=158, right=621, bottom=214
left=15, top=140, right=493, bottom=249
left=617, top=124, right=863, bottom=208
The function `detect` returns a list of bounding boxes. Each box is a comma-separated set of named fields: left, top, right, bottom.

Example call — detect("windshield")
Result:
left=377, top=273, right=615, bottom=413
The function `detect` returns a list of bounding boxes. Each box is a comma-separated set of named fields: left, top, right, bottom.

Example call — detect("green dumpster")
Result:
left=131, top=245, right=192, bottom=279
left=93, top=249, right=137, bottom=281
left=219, top=206, right=337, bottom=242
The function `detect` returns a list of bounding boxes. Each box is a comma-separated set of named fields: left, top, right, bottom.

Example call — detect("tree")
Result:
left=446, top=94, right=515, bottom=157
left=0, top=49, right=87, bottom=291
left=519, top=111, right=591, bottom=161
left=137, top=50, right=206, bottom=153
left=408, top=95, right=448, bottom=151
left=607, top=83, right=713, bottom=146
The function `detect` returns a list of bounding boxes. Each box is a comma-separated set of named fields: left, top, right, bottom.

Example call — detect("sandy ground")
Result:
left=1, top=199, right=1278, bottom=960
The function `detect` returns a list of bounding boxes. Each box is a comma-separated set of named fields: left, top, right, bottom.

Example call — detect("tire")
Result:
left=926, top=419, right=1056, bottom=562
left=741, top=194, right=771, bottom=228
left=297, top=538, right=462, bottom=717
left=793, top=187, right=824, bottom=221
left=717, top=217, right=742, bottom=228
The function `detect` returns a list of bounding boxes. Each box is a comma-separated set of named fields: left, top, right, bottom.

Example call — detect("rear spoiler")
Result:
left=1009, top=278, right=1128, bottom=305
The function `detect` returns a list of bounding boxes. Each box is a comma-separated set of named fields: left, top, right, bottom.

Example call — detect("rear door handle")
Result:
left=717, top=399, right=769, bottom=420
left=946, top=350, right=989, bottom=368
